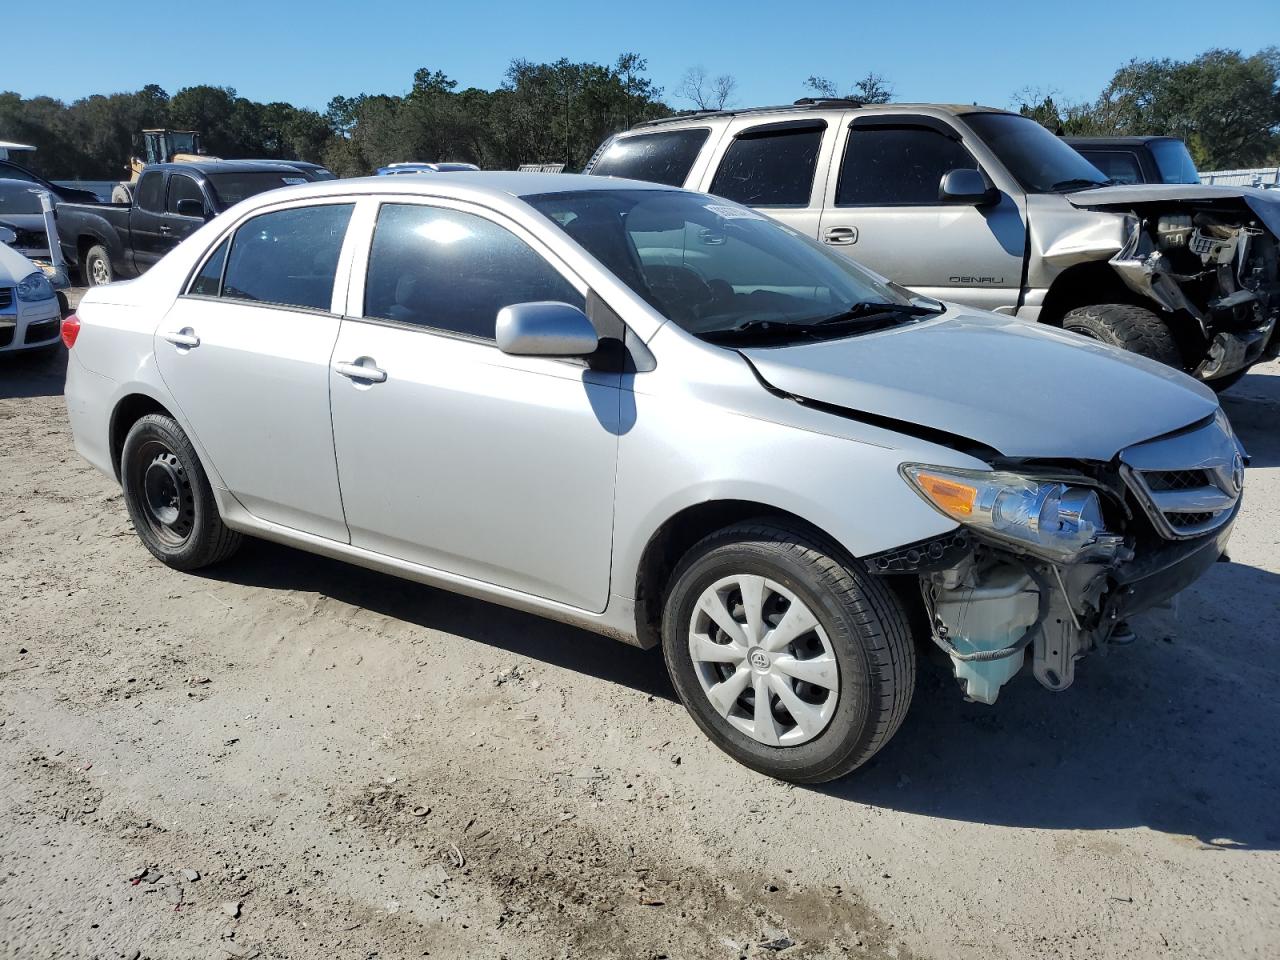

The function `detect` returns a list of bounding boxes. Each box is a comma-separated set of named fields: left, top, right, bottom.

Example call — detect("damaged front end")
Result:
left=870, top=413, right=1245, bottom=704
left=1107, top=203, right=1280, bottom=379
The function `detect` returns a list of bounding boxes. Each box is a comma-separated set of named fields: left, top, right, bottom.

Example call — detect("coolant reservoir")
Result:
left=1155, top=214, right=1193, bottom=249
left=934, top=565, right=1040, bottom=704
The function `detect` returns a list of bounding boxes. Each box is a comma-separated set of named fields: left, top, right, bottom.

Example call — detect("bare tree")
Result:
left=804, top=72, right=894, bottom=103
left=679, top=66, right=738, bottom=110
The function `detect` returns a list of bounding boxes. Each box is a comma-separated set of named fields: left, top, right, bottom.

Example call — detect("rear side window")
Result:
left=167, top=174, right=205, bottom=214
left=0, top=179, right=42, bottom=214
left=363, top=204, right=582, bottom=340
left=188, top=237, right=228, bottom=297
left=1078, top=150, right=1142, bottom=185
left=221, top=204, right=353, bottom=311
left=136, top=171, right=164, bottom=212
left=837, top=127, right=975, bottom=206
left=589, top=129, right=710, bottom=187
left=709, top=124, right=824, bottom=207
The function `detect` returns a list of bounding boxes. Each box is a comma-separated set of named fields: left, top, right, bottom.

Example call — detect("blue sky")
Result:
left=7, top=0, right=1276, bottom=113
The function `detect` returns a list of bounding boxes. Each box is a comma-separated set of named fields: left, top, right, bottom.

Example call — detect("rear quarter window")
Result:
left=589, top=129, right=710, bottom=187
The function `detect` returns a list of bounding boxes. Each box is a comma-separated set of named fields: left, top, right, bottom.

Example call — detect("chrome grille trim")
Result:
left=1120, top=415, right=1245, bottom=540
left=0, top=287, right=14, bottom=312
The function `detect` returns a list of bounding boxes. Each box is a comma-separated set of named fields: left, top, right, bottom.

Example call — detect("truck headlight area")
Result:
left=900, top=464, right=1110, bottom=562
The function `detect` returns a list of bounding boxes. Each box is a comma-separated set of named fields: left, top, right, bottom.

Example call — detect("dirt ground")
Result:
left=2, top=300, right=1278, bottom=959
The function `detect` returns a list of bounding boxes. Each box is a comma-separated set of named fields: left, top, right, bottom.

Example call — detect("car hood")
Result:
left=1066, top=183, right=1280, bottom=237
left=740, top=308, right=1218, bottom=461
left=0, top=239, right=38, bottom=283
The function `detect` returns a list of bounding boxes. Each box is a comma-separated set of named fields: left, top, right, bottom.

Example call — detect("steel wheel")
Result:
left=688, top=574, right=839, bottom=747
left=90, top=255, right=111, bottom=285
left=133, top=440, right=196, bottom=547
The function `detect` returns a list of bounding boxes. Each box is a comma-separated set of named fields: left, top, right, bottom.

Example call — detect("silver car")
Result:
left=64, top=173, right=1244, bottom=782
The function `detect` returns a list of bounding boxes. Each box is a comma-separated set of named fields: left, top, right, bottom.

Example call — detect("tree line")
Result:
left=2, top=47, right=1276, bottom=183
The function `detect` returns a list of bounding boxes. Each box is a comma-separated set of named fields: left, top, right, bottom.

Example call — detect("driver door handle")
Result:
left=334, top=359, right=387, bottom=383
left=823, top=225, right=858, bottom=245
left=162, top=330, right=200, bottom=348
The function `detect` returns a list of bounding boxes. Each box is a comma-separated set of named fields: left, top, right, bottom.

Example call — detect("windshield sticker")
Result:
left=704, top=203, right=765, bottom=221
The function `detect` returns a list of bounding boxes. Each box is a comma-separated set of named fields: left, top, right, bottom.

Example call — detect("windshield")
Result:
left=207, top=171, right=311, bottom=207
left=963, top=112, right=1110, bottom=193
left=1149, top=139, right=1200, bottom=184
left=524, top=189, right=920, bottom=343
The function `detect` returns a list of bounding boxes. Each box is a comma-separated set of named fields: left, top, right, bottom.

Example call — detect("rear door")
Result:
left=328, top=198, right=621, bottom=612
left=818, top=116, right=1027, bottom=310
left=698, top=116, right=837, bottom=240
left=154, top=199, right=357, bottom=541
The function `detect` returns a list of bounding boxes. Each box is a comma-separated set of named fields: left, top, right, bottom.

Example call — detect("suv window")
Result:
left=589, top=129, right=710, bottom=187
left=136, top=171, right=164, bottom=212
left=1077, top=150, right=1142, bottom=185
left=837, top=127, right=975, bottom=205
left=221, top=204, right=354, bottom=311
left=167, top=174, right=205, bottom=215
left=710, top=124, right=824, bottom=207
left=363, top=204, right=582, bottom=340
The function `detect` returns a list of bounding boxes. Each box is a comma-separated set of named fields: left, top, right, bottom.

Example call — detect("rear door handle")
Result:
left=823, top=225, right=858, bottom=245
left=158, top=224, right=172, bottom=235
left=334, top=358, right=387, bottom=383
left=162, top=329, right=200, bottom=348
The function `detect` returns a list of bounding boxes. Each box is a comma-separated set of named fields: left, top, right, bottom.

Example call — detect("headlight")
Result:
left=15, top=271, right=55, bottom=302
left=900, top=463, right=1108, bottom=561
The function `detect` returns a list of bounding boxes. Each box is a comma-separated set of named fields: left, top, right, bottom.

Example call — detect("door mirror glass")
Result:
left=176, top=198, right=207, bottom=219
left=939, top=168, right=997, bottom=205
left=0, top=225, right=16, bottom=245
left=496, top=301, right=599, bottom=358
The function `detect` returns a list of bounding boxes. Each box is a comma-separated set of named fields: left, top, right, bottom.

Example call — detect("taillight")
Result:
left=61, top=313, right=80, bottom=349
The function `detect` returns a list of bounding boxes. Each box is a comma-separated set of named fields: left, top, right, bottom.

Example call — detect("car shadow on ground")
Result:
left=0, top=346, right=66, bottom=400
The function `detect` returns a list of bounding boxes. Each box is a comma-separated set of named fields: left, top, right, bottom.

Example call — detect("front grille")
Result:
left=1120, top=417, right=1243, bottom=540
left=0, top=287, right=13, bottom=311
left=23, top=318, right=59, bottom=344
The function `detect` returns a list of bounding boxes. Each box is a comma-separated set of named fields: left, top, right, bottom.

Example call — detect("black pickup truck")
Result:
left=1063, top=136, right=1201, bottom=186
left=56, top=160, right=331, bottom=285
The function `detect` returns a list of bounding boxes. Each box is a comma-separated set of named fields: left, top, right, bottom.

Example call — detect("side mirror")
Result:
left=0, top=225, right=15, bottom=245
left=176, top=198, right=208, bottom=219
left=496, top=301, right=599, bottom=358
left=939, top=169, right=998, bottom=206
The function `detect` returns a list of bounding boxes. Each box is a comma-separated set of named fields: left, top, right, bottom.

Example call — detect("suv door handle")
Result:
left=823, top=226, right=858, bottom=245
left=162, top=329, right=200, bottom=348
left=334, top=359, right=387, bottom=383
left=158, top=224, right=172, bottom=234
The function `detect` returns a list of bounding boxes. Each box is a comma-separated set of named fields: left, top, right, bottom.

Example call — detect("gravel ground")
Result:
left=1, top=300, right=1278, bottom=960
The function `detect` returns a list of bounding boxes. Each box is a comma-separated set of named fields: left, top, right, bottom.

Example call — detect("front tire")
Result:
left=84, top=244, right=114, bottom=286
left=1062, top=303, right=1182, bottom=368
left=661, top=521, right=915, bottom=784
left=120, top=414, right=242, bottom=570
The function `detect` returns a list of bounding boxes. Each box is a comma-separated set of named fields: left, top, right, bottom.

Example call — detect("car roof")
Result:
left=1064, top=136, right=1179, bottom=147
left=143, top=160, right=316, bottom=175
left=629, top=100, right=1012, bottom=131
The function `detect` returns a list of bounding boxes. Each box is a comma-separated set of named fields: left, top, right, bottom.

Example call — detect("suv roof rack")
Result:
left=634, top=98, right=866, bottom=129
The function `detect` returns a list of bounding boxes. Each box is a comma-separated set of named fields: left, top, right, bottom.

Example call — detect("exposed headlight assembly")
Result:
left=15, top=271, right=55, bottom=302
left=900, top=464, right=1116, bottom=562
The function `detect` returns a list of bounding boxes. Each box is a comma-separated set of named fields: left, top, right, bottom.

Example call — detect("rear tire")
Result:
left=120, top=413, right=242, bottom=570
left=84, top=244, right=113, bottom=287
left=1062, top=303, right=1182, bottom=368
left=661, top=521, right=915, bottom=784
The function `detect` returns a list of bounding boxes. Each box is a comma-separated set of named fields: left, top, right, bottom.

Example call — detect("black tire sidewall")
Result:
left=120, top=414, right=225, bottom=570
left=662, top=535, right=887, bottom=782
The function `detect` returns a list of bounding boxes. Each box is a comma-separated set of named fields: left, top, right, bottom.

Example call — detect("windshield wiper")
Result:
left=810, top=300, right=942, bottom=326
left=700, top=301, right=939, bottom=345
left=1049, top=177, right=1113, bottom=192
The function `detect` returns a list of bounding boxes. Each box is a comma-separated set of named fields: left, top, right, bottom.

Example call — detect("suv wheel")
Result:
left=1062, top=303, right=1182, bottom=367
left=661, top=521, right=915, bottom=783
left=120, top=413, right=242, bottom=570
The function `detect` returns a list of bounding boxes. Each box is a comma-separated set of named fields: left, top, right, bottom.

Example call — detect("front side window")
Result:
left=167, top=174, right=205, bottom=215
left=363, top=204, right=582, bottom=340
left=588, top=129, right=710, bottom=187
left=527, top=189, right=914, bottom=342
left=837, top=127, right=976, bottom=206
left=221, top=204, right=353, bottom=311
left=136, top=171, right=164, bottom=212
left=710, top=125, right=824, bottom=207
left=1077, top=150, right=1142, bottom=185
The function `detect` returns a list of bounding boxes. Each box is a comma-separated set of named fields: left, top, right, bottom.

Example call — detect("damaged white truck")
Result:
left=586, top=102, right=1280, bottom=388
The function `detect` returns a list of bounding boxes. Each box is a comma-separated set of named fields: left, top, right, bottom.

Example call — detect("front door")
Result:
left=160, top=172, right=209, bottom=254
left=154, top=200, right=357, bottom=541
left=818, top=118, right=1027, bottom=311
left=328, top=200, right=621, bottom=612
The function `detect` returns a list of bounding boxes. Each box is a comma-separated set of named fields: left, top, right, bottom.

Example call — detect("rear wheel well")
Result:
left=633, top=500, right=850, bottom=649
left=1039, top=261, right=1145, bottom=327
left=109, top=394, right=170, bottom=480
left=77, top=235, right=99, bottom=265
